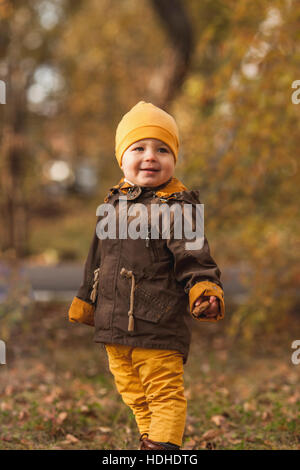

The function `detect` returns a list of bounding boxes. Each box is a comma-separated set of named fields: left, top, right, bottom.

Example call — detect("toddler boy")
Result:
left=68, top=101, right=225, bottom=450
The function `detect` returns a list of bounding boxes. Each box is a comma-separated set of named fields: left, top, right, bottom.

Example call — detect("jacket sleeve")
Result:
left=68, top=220, right=101, bottom=326
left=166, top=202, right=225, bottom=322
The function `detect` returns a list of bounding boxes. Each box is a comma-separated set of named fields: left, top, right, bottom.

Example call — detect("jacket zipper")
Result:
left=145, top=226, right=150, bottom=247
left=146, top=225, right=159, bottom=262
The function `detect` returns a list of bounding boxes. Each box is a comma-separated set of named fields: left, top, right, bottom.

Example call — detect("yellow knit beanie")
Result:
left=115, top=101, right=179, bottom=167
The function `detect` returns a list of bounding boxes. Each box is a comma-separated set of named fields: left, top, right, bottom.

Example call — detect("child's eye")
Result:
left=132, top=146, right=169, bottom=153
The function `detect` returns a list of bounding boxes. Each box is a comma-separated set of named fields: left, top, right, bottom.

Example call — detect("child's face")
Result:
left=120, top=138, right=175, bottom=187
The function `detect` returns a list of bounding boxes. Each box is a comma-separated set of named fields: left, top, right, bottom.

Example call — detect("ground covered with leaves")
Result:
left=0, top=301, right=299, bottom=450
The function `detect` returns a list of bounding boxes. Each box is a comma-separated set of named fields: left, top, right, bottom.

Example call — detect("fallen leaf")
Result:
left=262, top=410, right=272, bottom=421
left=1, top=402, right=12, bottom=411
left=65, top=434, right=79, bottom=443
left=229, top=439, right=242, bottom=445
left=20, top=439, right=30, bottom=447
left=96, top=434, right=110, bottom=443
left=200, top=429, right=221, bottom=441
left=243, top=401, right=256, bottom=412
left=263, top=440, right=273, bottom=447
left=18, top=410, right=29, bottom=420
left=185, top=423, right=196, bottom=435
left=44, top=392, right=56, bottom=404
left=211, top=415, right=226, bottom=426
left=186, top=415, right=200, bottom=424
left=98, top=426, right=112, bottom=433
left=199, top=441, right=208, bottom=449
left=287, top=394, right=299, bottom=404
left=218, top=387, right=229, bottom=396
left=4, top=385, right=13, bottom=396
left=125, top=426, right=131, bottom=435
left=183, top=438, right=197, bottom=450
left=201, top=363, right=210, bottom=373
left=57, top=412, right=68, bottom=424
left=80, top=405, right=89, bottom=413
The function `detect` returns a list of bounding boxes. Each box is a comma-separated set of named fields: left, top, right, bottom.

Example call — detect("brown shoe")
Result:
left=139, top=434, right=180, bottom=450
left=140, top=437, right=168, bottom=450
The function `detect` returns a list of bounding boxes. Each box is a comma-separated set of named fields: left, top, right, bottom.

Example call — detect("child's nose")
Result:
left=144, top=149, right=157, bottom=161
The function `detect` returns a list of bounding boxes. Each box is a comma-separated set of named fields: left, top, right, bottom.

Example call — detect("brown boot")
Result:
left=139, top=434, right=180, bottom=450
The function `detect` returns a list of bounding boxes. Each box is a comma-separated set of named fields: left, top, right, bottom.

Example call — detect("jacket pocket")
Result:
left=132, top=284, right=171, bottom=324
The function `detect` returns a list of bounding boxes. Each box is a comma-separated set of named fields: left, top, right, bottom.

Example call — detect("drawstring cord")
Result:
left=120, top=267, right=135, bottom=332
left=90, top=267, right=100, bottom=303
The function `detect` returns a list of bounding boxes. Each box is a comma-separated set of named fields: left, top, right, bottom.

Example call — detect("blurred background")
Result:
left=0, top=0, right=299, bottom=450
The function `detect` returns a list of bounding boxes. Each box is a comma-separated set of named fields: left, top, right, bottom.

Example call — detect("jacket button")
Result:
left=127, top=187, right=142, bottom=199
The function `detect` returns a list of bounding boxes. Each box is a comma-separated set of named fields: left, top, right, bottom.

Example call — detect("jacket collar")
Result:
left=118, top=176, right=186, bottom=196
left=104, top=176, right=187, bottom=203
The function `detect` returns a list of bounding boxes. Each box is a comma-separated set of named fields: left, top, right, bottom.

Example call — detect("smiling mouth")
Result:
left=140, top=168, right=160, bottom=172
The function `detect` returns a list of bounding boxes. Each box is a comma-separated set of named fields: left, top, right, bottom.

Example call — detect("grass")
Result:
left=0, top=301, right=299, bottom=450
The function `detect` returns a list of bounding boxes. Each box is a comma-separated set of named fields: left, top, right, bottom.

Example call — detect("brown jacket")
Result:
left=68, top=176, right=225, bottom=364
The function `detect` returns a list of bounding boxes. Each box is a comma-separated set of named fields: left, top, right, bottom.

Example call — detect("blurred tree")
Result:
left=0, top=0, right=33, bottom=256
left=0, top=0, right=77, bottom=256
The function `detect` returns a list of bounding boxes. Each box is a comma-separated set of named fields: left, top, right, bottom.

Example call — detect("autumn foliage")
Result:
left=0, top=0, right=299, bottom=341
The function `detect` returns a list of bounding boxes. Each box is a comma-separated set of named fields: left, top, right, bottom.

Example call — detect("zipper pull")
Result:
left=145, top=226, right=150, bottom=247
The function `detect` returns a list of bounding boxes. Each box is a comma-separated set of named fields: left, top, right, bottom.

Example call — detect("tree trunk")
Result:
left=0, top=24, right=30, bottom=258
left=148, top=0, right=194, bottom=109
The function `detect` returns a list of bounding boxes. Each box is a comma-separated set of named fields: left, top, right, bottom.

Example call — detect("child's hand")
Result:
left=192, top=295, right=220, bottom=318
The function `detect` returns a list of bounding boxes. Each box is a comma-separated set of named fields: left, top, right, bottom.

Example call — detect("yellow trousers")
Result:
left=104, top=343, right=187, bottom=447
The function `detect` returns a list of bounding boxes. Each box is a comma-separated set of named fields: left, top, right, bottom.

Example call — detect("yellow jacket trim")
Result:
left=107, top=176, right=187, bottom=200
left=189, top=281, right=225, bottom=322
left=68, top=296, right=95, bottom=326
left=155, top=177, right=187, bottom=197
